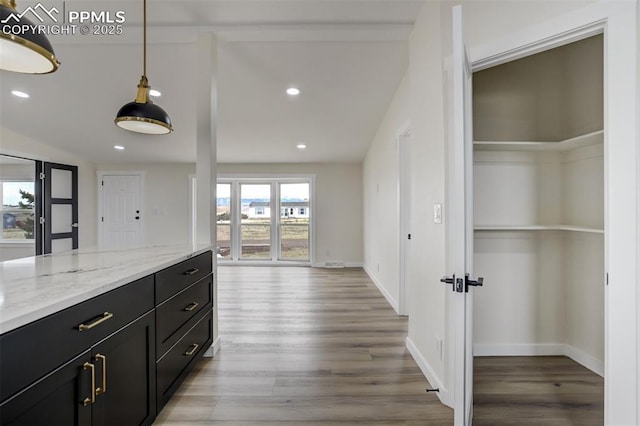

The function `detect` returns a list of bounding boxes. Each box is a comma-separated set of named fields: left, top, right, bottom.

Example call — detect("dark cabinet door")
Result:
left=92, top=311, right=156, bottom=426
left=0, top=351, right=93, bottom=426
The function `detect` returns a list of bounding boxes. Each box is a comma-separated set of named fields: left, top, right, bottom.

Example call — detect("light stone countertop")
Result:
left=0, top=244, right=213, bottom=334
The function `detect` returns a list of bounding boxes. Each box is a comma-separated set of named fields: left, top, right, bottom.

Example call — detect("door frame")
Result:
left=397, top=122, right=412, bottom=316
left=97, top=171, right=146, bottom=248
left=445, top=2, right=639, bottom=425
left=216, top=174, right=316, bottom=265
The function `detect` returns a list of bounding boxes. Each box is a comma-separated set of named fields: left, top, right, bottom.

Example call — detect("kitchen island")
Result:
left=0, top=244, right=214, bottom=425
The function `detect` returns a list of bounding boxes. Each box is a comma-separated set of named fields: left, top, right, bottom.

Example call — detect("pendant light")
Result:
left=114, top=0, right=172, bottom=135
left=0, top=0, right=60, bottom=74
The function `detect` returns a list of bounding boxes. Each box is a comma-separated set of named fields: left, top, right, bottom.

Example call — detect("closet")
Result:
left=472, top=34, right=604, bottom=376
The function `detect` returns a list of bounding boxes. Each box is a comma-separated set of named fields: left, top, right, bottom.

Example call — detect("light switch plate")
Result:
left=433, top=203, right=442, bottom=224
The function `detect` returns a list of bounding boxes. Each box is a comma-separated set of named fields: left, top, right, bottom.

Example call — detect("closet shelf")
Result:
left=474, top=225, right=604, bottom=234
left=474, top=130, right=603, bottom=152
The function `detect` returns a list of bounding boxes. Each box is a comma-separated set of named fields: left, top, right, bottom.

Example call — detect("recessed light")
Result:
left=149, top=89, right=162, bottom=97
left=11, top=90, right=29, bottom=99
left=297, top=144, right=307, bottom=150
left=287, top=87, right=300, bottom=96
left=114, top=145, right=125, bottom=150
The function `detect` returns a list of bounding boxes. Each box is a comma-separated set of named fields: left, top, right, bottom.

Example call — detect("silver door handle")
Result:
left=72, top=223, right=79, bottom=228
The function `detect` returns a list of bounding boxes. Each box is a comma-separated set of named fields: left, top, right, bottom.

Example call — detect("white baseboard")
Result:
left=204, top=335, right=222, bottom=358
left=564, top=344, right=604, bottom=377
left=474, top=343, right=566, bottom=357
left=312, top=261, right=364, bottom=268
left=406, top=337, right=452, bottom=408
left=474, top=343, right=603, bottom=377
left=363, top=265, right=399, bottom=314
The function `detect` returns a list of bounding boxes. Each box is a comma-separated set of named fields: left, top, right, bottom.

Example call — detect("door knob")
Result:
left=441, top=275, right=465, bottom=292
left=465, top=273, right=484, bottom=292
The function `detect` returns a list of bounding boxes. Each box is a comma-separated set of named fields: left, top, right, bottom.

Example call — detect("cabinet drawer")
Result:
left=0, top=276, right=154, bottom=402
left=155, top=251, right=212, bottom=304
left=156, top=275, right=212, bottom=356
left=157, top=310, right=212, bottom=409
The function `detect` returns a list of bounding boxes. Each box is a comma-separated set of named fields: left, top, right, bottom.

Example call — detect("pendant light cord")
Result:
left=143, top=0, right=147, bottom=78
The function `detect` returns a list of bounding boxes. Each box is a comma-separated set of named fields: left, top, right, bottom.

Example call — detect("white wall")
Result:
left=96, top=163, right=196, bottom=246
left=0, top=127, right=97, bottom=249
left=361, top=0, right=450, bottom=398
left=218, top=163, right=363, bottom=266
left=362, top=72, right=410, bottom=311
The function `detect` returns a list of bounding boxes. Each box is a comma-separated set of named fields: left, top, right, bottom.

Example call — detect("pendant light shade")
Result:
left=114, top=0, right=172, bottom=135
left=0, top=0, right=60, bottom=74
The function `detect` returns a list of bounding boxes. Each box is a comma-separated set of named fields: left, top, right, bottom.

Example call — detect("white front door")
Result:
left=450, top=5, right=478, bottom=426
left=100, top=174, right=143, bottom=248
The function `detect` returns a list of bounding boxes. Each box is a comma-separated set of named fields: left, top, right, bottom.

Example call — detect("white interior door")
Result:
left=398, top=131, right=412, bottom=316
left=451, top=5, right=477, bottom=426
left=101, top=174, right=143, bottom=248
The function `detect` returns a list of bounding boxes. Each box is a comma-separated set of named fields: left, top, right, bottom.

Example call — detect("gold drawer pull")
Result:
left=82, top=362, right=96, bottom=406
left=184, top=302, right=199, bottom=312
left=184, top=343, right=199, bottom=356
left=184, top=268, right=200, bottom=276
left=95, top=354, right=107, bottom=395
left=78, top=312, right=114, bottom=331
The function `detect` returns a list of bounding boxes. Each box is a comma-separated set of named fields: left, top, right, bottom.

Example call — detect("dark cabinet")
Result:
left=0, top=351, right=92, bottom=426
left=155, top=252, right=214, bottom=413
left=91, top=311, right=155, bottom=426
left=0, top=250, right=213, bottom=424
left=0, top=312, right=155, bottom=426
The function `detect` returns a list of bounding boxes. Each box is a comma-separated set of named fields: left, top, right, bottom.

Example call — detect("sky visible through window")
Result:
left=3, top=182, right=34, bottom=205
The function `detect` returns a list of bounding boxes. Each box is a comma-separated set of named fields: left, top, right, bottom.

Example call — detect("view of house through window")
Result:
left=279, top=183, right=310, bottom=260
left=216, top=178, right=311, bottom=262
left=1, top=181, right=35, bottom=240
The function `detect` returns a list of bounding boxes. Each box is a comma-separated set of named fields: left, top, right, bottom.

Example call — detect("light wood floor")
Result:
left=154, top=266, right=603, bottom=425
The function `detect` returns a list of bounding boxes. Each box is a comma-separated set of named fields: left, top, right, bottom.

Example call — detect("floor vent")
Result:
left=325, top=261, right=345, bottom=268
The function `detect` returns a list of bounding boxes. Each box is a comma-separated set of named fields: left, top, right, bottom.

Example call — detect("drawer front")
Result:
left=157, top=310, right=212, bottom=408
left=0, top=276, right=154, bottom=402
left=155, top=251, right=212, bottom=304
left=156, top=275, right=212, bottom=356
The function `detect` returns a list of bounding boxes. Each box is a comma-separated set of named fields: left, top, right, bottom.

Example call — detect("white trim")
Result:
left=448, top=3, right=639, bottom=425
left=474, top=343, right=604, bottom=378
left=472, top=21, right=605, bottom=72
left=406, top=336, right=452, bottom=407
left=97, top=171, right=146, bottom=248
left=188, top=175, right=197, bottom=247
left=396, top=122, right=412, bottom=317
left=363, top=265, right=399, bottom=314
left=204, top=335, right=222, bottom=358
left=216, top=175, right=316, bottom=265
left=311, top=261, right=363, bottom=268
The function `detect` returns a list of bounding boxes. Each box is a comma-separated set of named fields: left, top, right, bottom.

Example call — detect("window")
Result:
left=216, top=178, right=312, bottom=263
left=1, top=181, right=35, bottom=240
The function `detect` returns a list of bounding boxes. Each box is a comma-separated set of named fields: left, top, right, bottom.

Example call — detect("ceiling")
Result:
left=0, top=0, right=423, bottom=164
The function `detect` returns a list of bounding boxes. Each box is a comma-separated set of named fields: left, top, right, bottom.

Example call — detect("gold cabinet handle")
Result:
left=95, top=354, right=107, bottom=395
left=184, top=268, right=200, bottom=276
left=184, top=302, right=199, bottom=312
left=82, top=362, right=96, bottom=406
left=78, top=312, right=114, bottom=331
left=184, top=343, right=199, bottom=356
